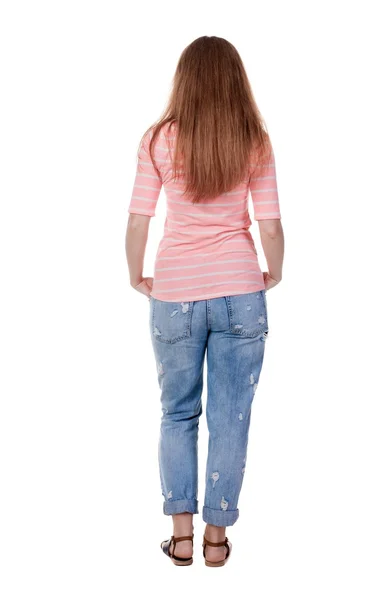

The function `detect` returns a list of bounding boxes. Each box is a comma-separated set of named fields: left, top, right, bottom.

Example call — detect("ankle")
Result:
left=204, top=524, right=226, bottom=542
left=173, top=527, right=194, bottom=539
left=172, top=513, right=194, bottom=538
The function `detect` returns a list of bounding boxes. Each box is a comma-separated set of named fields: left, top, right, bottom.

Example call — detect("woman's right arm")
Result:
left=259, top=219, right=284, bottom=289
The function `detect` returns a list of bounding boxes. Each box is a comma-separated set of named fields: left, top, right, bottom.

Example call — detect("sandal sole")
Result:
left=204, top=541, right=232, bottom=567
left=172, top=557, right=193, bottom=566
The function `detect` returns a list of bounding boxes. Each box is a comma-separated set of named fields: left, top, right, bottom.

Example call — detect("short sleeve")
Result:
left=249, top=144, right=281, bottom=220
left=127, top=130, right=162, bottom=217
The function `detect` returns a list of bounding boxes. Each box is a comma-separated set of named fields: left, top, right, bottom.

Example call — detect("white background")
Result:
left=1, top=1, right=373, bottom=597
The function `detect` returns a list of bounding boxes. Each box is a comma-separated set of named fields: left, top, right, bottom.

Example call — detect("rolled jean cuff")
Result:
left=202, top=505, right=239, bottom=526
left=163, top=497, right=198, bottom=515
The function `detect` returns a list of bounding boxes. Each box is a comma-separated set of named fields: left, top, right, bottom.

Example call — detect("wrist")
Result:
left=131, top=277, right=143, bottom=288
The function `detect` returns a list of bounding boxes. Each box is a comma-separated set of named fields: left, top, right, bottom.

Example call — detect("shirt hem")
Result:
left=150, top=284, right=266, bottom=303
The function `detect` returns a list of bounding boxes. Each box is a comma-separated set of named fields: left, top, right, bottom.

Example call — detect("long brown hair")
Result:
left=140, top=36, right=272, bottom=204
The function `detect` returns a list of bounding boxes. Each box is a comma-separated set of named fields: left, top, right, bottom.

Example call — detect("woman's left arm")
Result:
left=125, top=128, right=163, bottom=297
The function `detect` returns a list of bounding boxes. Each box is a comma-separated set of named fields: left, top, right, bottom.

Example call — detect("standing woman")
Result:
left=125, top=36, right=284, bottom=567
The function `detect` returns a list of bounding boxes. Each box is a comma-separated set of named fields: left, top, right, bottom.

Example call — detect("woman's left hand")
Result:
left=132, top=277, right=154, bottom=298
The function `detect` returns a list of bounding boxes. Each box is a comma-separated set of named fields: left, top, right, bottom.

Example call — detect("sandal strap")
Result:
left=172, top=534, right=194, bottom=543
left=202, top=536, right=230, bottom=560
left=203, top=535, right=228, bottom=547
left=169, top=534, right=194, bottom=560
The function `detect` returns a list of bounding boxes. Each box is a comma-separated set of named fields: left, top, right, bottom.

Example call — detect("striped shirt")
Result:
left=128, top=122, right=281, bottom=302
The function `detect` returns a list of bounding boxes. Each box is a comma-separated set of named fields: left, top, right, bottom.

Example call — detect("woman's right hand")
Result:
left=262, top=271, right=281, bottom=290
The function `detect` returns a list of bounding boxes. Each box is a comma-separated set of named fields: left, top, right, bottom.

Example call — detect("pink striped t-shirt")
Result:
left=128, top=122, right=281, bottom=302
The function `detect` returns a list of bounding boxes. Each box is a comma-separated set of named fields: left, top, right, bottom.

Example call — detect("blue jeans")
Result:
left=149, top=290, right=269, bottom=527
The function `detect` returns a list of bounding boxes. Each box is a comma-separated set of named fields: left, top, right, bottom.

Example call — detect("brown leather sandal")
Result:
left=202, top=535, right=232, bottom=567
left=160, top=534, right=194, bottom=566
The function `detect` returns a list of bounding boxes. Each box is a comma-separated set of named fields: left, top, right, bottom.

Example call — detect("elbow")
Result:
left=127, top=213, right=151, bottom=230
left=258, top=218, right=283, bottom=239
left=267, top=227, right=281, bottom=239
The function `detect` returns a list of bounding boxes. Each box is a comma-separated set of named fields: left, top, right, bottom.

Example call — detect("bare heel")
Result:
left=202, top=535, right=232, bottom=567
left=161, top=534, right=194, bottom=566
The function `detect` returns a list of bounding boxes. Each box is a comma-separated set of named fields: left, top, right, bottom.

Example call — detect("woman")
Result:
left=125, top=36, right=284, bottom=567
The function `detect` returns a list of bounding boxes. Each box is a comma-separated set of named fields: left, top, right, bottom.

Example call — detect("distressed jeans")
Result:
left=149, top=290, right=269, bottom=527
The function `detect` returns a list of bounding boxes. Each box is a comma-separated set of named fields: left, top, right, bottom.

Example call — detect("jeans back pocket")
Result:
left=226, top=290, right=268, bottom=338
left=150, top=297, right=194, bottom=344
